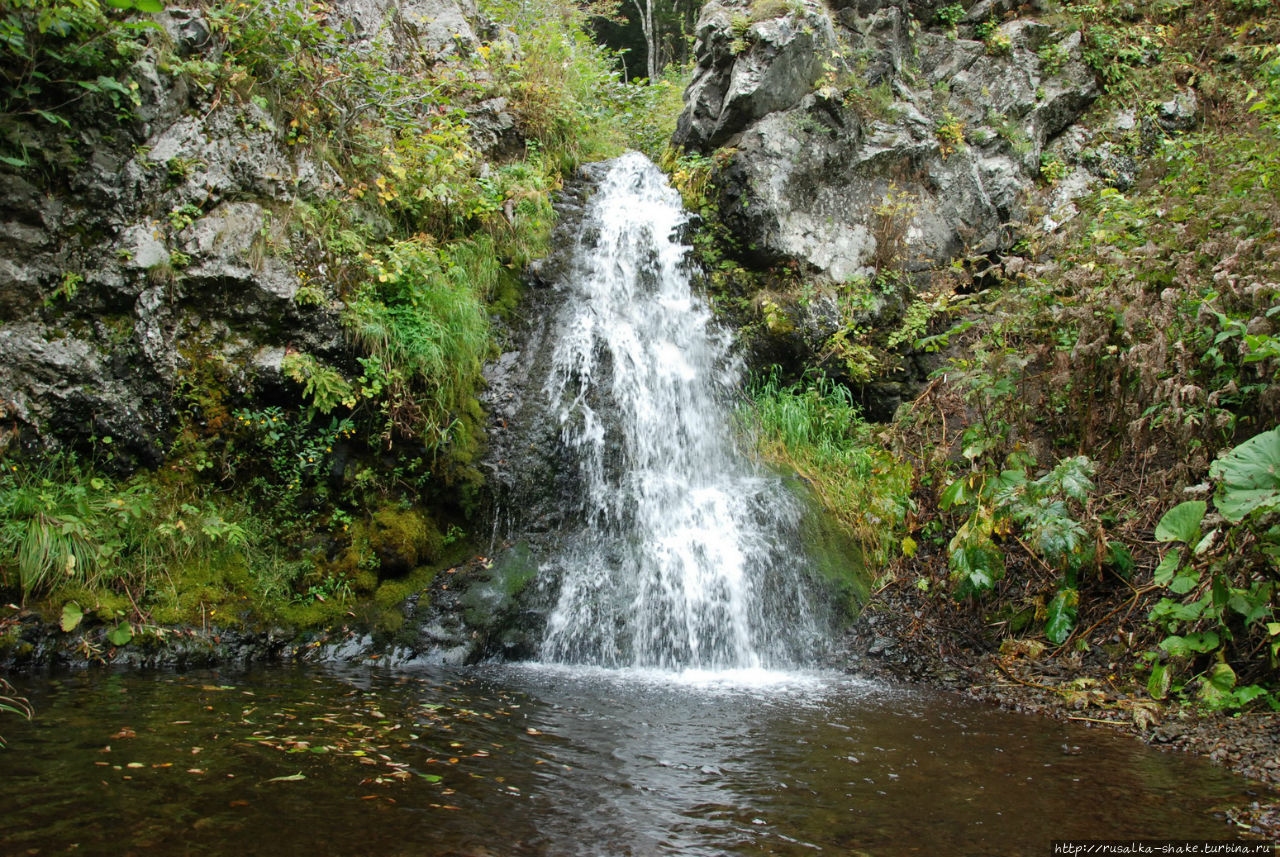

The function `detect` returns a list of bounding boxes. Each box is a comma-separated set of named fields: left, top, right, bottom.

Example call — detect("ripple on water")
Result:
left=0, top=665, right=1264, bottom=857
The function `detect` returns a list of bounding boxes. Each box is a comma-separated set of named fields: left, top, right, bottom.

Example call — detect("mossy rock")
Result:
left=794, top=483, right=871, bottom=616
left=369, top=506, right=443, bottom=576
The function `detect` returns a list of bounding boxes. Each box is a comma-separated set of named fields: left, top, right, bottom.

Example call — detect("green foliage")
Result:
left=282, top=352, right=356, bottom=418
left=1208, top=425, right=1280, bottom=523
left=934, top=109, right=965, bottom=157
left=743, top=372, right=913, bottom=564
left=1039, top=152, right=1067, bottom=184
left=227, top=406, right=353, bottom=513
left=1044, top=587, right=1079, bottom=645
left=1154, top=500, right=1206, bottom=546
left=1144, top=427, right=1280, bottom=708
left=0, top=0, right=155, bottom=164
left=0, top=455, right=150, bottom=599
left=935, top=3, right=965, bottom=30
left=483, top=0, right=628, bottom=169
left=1037, top=41, right=1068, bottom=75
left=983, top=27, right=1013, bottom=57
left=344, top=238, right=489, bottom=449
left=941, top=456, right=1096, bottom=632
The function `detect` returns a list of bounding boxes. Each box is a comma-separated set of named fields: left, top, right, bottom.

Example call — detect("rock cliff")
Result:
left=670, top=0, right=1118, bottom=415
left=0, top=0, right=516, bottom=471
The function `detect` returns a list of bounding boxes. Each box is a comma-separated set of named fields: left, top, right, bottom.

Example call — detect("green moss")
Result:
left=460, top=541, right=539, bottom=628
left=369, top=505, right=443, bottom=573
left=53, top=586, right=131, bottom=624
left=794, top=483, right=871, bottom=615
left=373, top=563, right=439, bottom=610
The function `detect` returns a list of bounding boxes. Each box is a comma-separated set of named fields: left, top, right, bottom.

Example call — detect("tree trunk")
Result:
left=629, top=0, right=658, bottom=81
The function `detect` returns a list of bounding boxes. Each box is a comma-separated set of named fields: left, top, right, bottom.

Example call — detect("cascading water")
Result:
left=535, top=152, right=827, bottom=671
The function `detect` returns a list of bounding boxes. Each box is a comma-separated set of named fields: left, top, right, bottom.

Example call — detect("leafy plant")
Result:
left=935, top=3, right=965, bottom=30
left=940, top=456, right=1096, bottom=642
left=1144, top=426, right=1280, bottom=708
left=0, top=677, right=33, bottom=749
left=1208, top=425, right=1280, bottom=522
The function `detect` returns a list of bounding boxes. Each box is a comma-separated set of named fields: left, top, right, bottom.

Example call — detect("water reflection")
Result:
left=1, top=665, right=1260, bottom=857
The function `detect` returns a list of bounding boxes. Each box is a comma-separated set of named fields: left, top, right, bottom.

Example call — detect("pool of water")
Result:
left=1, top=664, right=1261, bottom=856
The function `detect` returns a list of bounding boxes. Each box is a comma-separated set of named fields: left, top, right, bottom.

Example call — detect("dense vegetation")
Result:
left=1, top=0, right=1277, bottom=724
left=730, top=0, right=1280, bottom=711
left=0, top=0, right=684, bottom=641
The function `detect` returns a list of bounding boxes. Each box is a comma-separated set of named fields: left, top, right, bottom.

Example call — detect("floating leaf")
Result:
left=263, top=772, right=306, bottom=783
left=60, top=602, right=83, bottom=633
left=1155, top=501, right=1205, bottom=545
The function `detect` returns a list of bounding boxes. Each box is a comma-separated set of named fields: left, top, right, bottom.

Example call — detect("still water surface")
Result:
left=1, top=664, right=1258, bottom=856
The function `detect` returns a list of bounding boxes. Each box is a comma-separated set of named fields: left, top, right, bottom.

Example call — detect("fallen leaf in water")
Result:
left=111, top=728, right=136, bottom=740
left=229, top=800, right=249, bottom=808
left=263, top=772, right=306, bottom=783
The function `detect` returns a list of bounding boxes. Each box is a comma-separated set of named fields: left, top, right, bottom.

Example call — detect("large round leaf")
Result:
left=1154, top=500, right=1205, bottom=544
left=1209, top=426, right=1280, bottom=523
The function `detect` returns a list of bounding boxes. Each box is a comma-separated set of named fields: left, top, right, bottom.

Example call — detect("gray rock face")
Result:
left=674, top=0, right=1100, bottom=282
left=0, top=0, right=482, bottom=468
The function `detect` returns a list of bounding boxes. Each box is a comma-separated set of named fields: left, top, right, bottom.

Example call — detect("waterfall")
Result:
left=535, top=152, right=826, bottom=671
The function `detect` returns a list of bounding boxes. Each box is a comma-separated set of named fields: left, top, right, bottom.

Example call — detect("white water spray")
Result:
left=538, top=153, right=824, bottom=670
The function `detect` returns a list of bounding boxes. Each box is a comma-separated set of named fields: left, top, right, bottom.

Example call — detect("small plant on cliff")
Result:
left=935, top=3, right=965, bottom=32
left=869, top=184, right=917, bottom=273
left=935, top=110, right=965, bottom=157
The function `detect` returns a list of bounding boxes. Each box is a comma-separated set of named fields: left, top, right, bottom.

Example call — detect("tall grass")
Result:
left=0, top=453, right=310, bottom=613
left=743, top=372, right=913, bottom=564
left=0, top=457, right=143, bottom=598
left=345, top=238, right=490, bottom=449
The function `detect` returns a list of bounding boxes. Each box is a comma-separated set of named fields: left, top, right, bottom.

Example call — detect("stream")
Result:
left=1, top=663, right=1260, bottom=856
